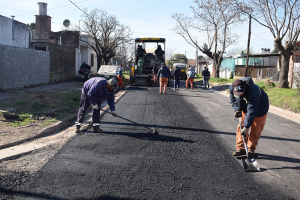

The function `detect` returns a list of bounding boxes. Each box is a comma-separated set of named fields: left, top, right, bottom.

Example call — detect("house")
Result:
left=219, top=57, right=235, bottom=79
left=78, top=34, right=98, bottom=75
left=233, top=48, right=280, bottom=81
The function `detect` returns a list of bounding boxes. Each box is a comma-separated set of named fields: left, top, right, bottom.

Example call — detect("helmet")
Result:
left=108, top=78, right=118, bottom=88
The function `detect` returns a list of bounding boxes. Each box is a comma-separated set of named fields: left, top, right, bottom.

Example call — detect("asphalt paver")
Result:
left=6, top=81, right=297, bottom=200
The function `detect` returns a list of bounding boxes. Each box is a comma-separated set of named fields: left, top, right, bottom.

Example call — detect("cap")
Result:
left=108, top=78, right=118, bottom=88
left=232, top=79, right=245, bottom=96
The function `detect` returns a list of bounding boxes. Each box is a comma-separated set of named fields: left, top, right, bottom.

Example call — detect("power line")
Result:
left=15, top=0, right=88, bottom=16
left=69, top=0, right=91, bottom=19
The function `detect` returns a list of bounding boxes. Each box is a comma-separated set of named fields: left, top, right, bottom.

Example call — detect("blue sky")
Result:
left=1, top=0, right=275, bottom=59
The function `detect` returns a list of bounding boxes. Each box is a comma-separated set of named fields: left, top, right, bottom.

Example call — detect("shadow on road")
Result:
left=84, top=130, right=194, bottom=143
left=0, top=187, right=137, bottom=200
left=101, top=121, right=300, bottom=143
left=257, top=153, right=300, bottom=165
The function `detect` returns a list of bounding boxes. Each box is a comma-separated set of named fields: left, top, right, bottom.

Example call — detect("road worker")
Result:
left=75, top=77, right=118, bottom=133
left=157, top=62, right=171, bottom=94
left=230, top=77, right=269, bottom=158
left=117, top=64, right=124, bottom=90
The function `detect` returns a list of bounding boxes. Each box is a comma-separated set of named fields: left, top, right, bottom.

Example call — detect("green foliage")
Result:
left=5, top=117, right=36, bottom=127
left=26, top=22, right=35, bottom=30
left=239, top=47, right=254, bottom=54
left=229, top=71, right=234, bottom=79
left=31, top=102, right=47, bottom=111
left=169, top=54, right=188, bottom=66
left=198, top=55, right=204, bottom=60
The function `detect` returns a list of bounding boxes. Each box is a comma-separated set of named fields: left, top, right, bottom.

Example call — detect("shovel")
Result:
left=101, top=109, right=158, bottom=134
left=236, top=117, right=260, bottom=172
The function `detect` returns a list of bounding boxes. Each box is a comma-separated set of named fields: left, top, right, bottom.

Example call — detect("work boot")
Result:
left=232, top=150, right=246, bottom=157
left=93, top=126, right=103, bottom=133
left=75, top=125, right=81, bottom=133
left=248, top=150, right=255, bottom=158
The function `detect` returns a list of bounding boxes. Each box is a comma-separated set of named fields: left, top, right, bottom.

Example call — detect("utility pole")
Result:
left=245, top=14, right=251, bottom=77
left=195, top=41, right=198, bottom=73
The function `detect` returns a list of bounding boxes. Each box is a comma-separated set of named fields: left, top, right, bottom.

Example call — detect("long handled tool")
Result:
left=235, top=117, right=260, bottom=172
left=101, top=109, right=158, bottom=134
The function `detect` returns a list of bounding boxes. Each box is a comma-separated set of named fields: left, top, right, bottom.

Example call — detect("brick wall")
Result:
left=48, top=43, right=76, bottom=83
left=0, top=44, right=50, bottom=91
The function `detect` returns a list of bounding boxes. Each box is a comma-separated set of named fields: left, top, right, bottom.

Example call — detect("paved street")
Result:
left=4, top=81, right=298, bottom=200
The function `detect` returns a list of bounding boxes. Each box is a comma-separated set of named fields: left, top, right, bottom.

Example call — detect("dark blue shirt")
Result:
left=172, top=68, right=182, bottom=80
left=157, top=66, right=171, bottom=78
left=83, top=77, right=115, bottom=111
left=230, top=77, right=269, bottom=128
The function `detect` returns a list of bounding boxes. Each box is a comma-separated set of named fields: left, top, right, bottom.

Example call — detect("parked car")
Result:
left=97, top=65, right=119, bottom=80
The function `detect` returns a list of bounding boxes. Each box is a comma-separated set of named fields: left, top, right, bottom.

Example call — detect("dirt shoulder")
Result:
left=0, top=82, right=83, bottom=150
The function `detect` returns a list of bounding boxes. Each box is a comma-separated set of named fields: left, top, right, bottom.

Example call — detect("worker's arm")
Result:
left=229, top=84, right=240, bottom=112
left=107, top=90, right=115, bottom=112
left=244, top=86, right=260, bottom=128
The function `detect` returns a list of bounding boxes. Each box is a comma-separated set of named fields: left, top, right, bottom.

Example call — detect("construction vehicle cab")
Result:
left=130, top=38, right=166, bottom=85
left=170, top=56, right=188, bottom=80
left=171, top=63, right=188, bottom=80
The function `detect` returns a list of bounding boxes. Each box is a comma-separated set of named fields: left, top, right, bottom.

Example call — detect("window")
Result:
left=91, top=54, right=94, bottom=66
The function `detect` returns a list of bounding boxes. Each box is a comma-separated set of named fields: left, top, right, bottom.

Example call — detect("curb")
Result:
left=0, top=85, right=129, bottom=151
left=0, top=113, right=78, bottom=150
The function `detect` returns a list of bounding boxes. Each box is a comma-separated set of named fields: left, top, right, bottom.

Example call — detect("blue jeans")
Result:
left=174, top=79, right=180, bottom=89
left=203, top=76, right=209, bottom=88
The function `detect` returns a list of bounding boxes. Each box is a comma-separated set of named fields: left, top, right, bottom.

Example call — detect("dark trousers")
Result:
left=174, top=79, right=180, bottom=89
left=77, top=92, right=101, bottom=124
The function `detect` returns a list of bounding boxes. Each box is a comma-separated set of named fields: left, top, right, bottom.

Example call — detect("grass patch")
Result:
left=1, top=89, right=81, bottom=127
left=5, top=117, right=36, bottom=127
left=256, top=81, right=300, bottom=113
left=209, top=78, right=235, bottom=84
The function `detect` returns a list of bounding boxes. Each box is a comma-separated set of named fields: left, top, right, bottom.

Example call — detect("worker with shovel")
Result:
left=75, top=77, right=118, bottom=133
left=230, top=78, right=269, bottom=158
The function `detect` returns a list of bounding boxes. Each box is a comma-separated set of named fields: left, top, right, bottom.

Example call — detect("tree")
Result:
left=172, top=0, right=245, bottom=78
left=165, top=47, right=177, bottom=66
left=271, top=45, right=279, bottom=53
left=198, top=55, right=204, bottom=60
left=115, top=43, right=135, bottom=68
left=78, top=9, right=132, bottom=71
left=26, top=23, right=35, bottom=30
left=237, top=0, right=300, bottom=88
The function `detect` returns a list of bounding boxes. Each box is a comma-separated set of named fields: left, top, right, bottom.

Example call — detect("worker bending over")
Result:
left=75, top=77, right=118, bottom=133
left=230, top=77, right=269, bottom=158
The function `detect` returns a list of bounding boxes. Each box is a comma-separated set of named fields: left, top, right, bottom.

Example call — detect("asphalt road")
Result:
left=8, top=81, right=300, bottom=200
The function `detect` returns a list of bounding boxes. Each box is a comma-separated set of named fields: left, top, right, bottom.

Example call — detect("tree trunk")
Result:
left=278, top=55, right=290, bottom=88
left=97, top=56, right=103, bottom=72
left=104, top=57, right=110, bottom=65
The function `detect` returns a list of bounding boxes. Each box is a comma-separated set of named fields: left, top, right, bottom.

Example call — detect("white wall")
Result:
left=0, top=15, right=30, bottom=48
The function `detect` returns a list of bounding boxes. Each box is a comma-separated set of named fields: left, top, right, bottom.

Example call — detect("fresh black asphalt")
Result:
left=2, top=81, right=298, bottom=200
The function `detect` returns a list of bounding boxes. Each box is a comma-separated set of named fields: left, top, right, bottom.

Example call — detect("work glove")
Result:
left=241, top=127, right=248, bottom=136
left=235, top=110, right=242, bottom=118
left=93, top=104, right=99, bottom=110
left=112, top=111, right=117, bottom=117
